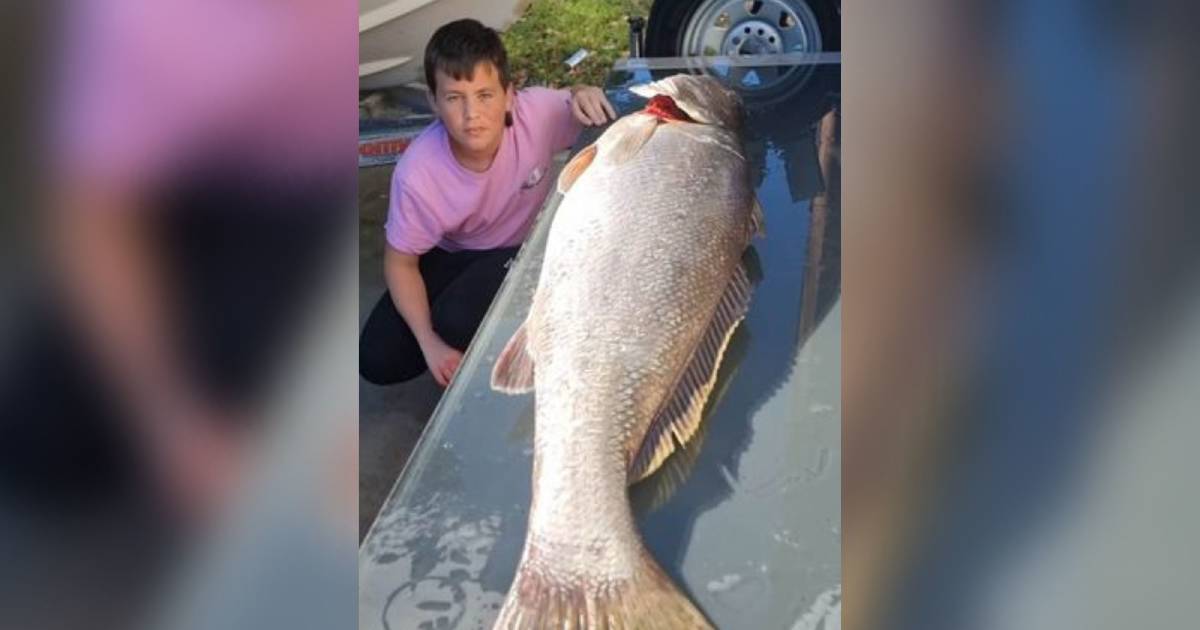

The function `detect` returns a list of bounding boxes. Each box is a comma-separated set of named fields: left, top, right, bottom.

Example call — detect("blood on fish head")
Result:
left=644, top=94, right=696, bottom=123
left=630, top=74, right=743, bottom=131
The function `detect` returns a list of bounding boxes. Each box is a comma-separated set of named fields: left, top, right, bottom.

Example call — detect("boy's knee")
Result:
left=431, top=302, right=479, bottom=350
left=359, top=331, right=425, bottom=385
left=359, top=335, right=395, bottom=385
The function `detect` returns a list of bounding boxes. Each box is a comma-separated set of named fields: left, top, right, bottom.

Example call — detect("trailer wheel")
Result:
left=643, top=0, right=839, bottom=108
left=646, top=0, right=839, bottom=58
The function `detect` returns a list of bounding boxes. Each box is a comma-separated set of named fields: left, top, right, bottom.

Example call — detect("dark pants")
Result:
left=359, top=247, right=518, bottom=385
left=0, top=169, right=349, bottom=509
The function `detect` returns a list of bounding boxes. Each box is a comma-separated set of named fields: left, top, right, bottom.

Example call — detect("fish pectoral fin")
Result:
left=603, top=113, right=659, bottom=164
left=490, top=322, right=535, bottom=394
left=557, top=113, right=666, bottom=190
left=629, top=262, right=754, bottom=483
left=556, top=144, right=597, bottom=195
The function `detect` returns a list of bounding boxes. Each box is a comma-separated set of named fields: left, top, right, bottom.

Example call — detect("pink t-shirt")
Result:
left=54, top=0, right=355, bottom=187
left=385, top=87, right=583, bottom=254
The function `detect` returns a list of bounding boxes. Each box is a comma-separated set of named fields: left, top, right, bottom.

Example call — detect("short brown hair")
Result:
left=424, top=19, right=511, bottom=95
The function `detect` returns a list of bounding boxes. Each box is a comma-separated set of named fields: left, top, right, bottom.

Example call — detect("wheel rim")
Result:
left=681, top=0, right=823, bottom=92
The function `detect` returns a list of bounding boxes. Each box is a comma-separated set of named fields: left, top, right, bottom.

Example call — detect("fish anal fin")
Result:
left=556, top=144, right=597, bottom=195
left=490, top=322, right=535, bottom=394
left=629, top=263, right=754, bottom=483
left=751, top=197, right=767, bottom=237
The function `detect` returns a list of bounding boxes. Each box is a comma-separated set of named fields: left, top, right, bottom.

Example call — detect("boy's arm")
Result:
left=383, top=246, right=461, bottom=386
left=53, top=183, right=243, bottom=519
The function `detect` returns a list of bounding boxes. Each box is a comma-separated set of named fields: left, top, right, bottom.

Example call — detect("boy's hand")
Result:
left=570, top=86, right=617, bottom=126
left=141, top=395, right=247, bottom=524
left=420, top=335, right=464, bottom=387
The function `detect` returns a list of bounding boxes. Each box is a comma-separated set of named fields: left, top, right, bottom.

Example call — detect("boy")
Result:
left=360, top=19, right=615, bottom=387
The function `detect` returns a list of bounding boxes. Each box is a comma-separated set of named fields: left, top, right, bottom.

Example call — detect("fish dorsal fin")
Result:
left=631, top=415, right=709, bottom=513
left=632, top=323, right=747, bottom=509
left=491, top=321, right=535, bottom=394
left=556, top=144, right=597, bottom=195
left=601, top=113, right=660, bottom=164
left=629, top=262, right=754, bottom=482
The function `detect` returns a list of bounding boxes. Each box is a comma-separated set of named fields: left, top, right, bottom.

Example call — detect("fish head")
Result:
left=630, top=74, right=743, bottom=131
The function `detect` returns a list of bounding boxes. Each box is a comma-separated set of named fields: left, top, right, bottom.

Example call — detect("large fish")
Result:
left=490, top=74, right=763, bottom=629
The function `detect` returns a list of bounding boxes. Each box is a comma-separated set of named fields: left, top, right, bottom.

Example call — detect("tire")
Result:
left=645, top=0, right=840, bottom=57
left=642, top=0, right=839, bottom=112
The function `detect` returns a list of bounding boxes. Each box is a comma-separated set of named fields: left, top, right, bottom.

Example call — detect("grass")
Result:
left=501, top=0, right=654, bottom=89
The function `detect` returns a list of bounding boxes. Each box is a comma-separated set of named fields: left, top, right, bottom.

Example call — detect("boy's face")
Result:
left=432, top=62, right=513, bottom=158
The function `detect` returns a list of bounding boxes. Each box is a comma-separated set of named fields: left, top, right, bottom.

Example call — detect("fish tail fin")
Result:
left=493, top=544, right=713, bottom=629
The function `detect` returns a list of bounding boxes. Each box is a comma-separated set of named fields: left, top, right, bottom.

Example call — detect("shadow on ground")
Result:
left=358, top=165, right=443, bottom=540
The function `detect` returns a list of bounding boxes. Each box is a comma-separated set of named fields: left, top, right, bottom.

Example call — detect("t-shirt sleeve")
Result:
left=524, top=87, right=584, bottom=153
left=384, top=167, right=444, bottom=255
left=55, top=0, right=188, bottom=185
